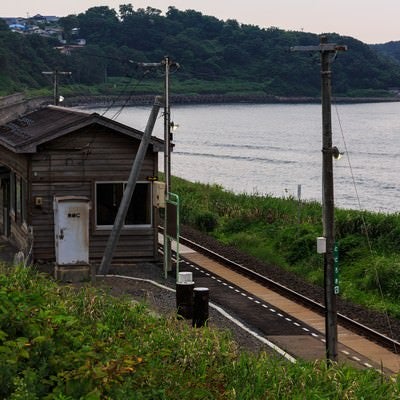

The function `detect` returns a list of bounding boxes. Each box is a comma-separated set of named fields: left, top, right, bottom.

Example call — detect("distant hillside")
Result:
left=371, top=41, right=400, bottom=65
left=2, top=6, right=400, bottom=98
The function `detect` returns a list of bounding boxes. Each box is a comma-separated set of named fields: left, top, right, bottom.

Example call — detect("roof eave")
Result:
left=93, top=115, right=164, bottom=152
left=14, top=114, right=164, bottom=153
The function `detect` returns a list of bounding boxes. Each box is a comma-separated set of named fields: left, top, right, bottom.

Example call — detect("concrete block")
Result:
left=54, top=264, right=91, bottom=282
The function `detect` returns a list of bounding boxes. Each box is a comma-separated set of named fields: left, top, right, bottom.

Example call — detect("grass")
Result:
left=171, top=175, right=400, bottom=319
left=0, top=264, right=399, bottom=399
left=22, top=77, right=273, bottom=101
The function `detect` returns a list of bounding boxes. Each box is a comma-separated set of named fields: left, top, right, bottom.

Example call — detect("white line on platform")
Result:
left=101, top=274, right=296, bottom=364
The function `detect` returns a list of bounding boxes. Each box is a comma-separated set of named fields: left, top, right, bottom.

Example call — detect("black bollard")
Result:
left=176, top=272, right=194, bottom=319
left=176, top=282, right=195, bottom=319
left=192, top=287, right=209, bottom=327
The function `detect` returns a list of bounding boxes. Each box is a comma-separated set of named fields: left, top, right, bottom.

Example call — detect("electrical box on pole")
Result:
left=153, top=181, right=166, bottom=208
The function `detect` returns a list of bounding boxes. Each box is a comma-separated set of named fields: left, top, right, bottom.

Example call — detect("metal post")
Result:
left=291, top=36, right=347, bottom=364
left=98, top=96, right=162, bottom=275
left=54, top=69, right=59, bottom=106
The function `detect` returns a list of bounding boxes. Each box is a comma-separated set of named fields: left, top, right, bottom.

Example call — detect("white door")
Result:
left=54, top=197, right=90, bottom=265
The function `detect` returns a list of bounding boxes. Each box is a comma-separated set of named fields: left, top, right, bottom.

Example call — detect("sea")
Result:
left=87, top=102, right=400, bottom=214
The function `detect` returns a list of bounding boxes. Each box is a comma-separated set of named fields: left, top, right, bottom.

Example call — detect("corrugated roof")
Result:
left=0, top=105, right=164, bottom=153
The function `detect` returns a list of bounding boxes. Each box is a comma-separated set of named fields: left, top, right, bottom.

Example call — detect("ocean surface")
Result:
left=87, top=102, right=400, bottom=214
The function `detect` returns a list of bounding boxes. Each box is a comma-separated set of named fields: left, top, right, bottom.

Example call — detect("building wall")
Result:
left=29, top=125, right=159, bottom=263
left=0, top=145, right=28, bottom=178
left=0, top=146, right=29, bottom=252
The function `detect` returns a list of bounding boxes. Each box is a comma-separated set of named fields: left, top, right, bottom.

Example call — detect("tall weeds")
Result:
left=172, top=176, right=400, bottom=317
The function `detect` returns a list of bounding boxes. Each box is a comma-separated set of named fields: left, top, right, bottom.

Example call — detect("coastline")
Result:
left=64, top=93, right=400, bottom=108
left=1, top=92, right=400, bottom=123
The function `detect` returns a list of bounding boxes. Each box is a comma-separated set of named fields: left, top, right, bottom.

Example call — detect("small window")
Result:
left=96, top=181, right=152, bottom=228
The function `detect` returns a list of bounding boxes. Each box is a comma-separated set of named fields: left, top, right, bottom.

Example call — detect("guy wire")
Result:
left=333, top=100, right=398, bottom=353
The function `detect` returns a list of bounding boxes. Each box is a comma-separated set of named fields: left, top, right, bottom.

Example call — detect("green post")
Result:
left=165, top=192, right=180, bottom=280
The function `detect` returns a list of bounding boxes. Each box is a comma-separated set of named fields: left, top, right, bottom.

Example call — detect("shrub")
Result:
left=194, top=210, right=218, bottom=232
left=361, top=256, right=400, bottom=301
left=1, top=265, right=400, bottom=399
left=337, top=235, right=368, bottom=263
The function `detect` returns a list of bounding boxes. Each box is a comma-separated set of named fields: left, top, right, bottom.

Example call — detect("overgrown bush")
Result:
left=194, top=210, right=218, bottom=232
left=361, top=256, right=400, bottom=301
left=1, top=265, right=399, bottom=399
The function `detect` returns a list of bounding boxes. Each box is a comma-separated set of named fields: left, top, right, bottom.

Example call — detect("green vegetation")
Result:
left=0, top=31, right=62, bottom=95
left=26, top=77, right=268, bottom=100
left=172, top=176, right=400, bottom=318
left=1, top=265, right=399, bottom=399
left=2, top=5, right=400, bottom=98
left=371, top=41, right=400, bottom=65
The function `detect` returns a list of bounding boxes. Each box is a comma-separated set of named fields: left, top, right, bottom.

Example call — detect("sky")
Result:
left=2, top=0, right=399, bottom=44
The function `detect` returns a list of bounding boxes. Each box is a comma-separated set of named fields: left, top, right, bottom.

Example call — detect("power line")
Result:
left=332, top=100, right=398, bottom=354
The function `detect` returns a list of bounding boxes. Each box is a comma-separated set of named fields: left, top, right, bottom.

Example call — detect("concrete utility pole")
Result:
left=291, top=36, right=347, bottom=363
left=98, top=96, right=163, bottom=275
left=42, top=69, right=71, bottom=105
left=137, top=56, right=179, bottom=275
left=163, top=55, right=173, bottom=274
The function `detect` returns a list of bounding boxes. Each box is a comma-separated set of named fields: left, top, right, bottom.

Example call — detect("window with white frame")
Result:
left=95, top=181, right=152, bottom=228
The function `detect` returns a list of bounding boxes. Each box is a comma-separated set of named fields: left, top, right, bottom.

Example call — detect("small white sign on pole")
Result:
left=317, top=237, right=327, bottom=254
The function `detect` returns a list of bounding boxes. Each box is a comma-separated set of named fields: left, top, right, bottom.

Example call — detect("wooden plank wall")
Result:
left=30, top=125, right=159, bottom=262
left=0, top=146, right=28, bottom=177
left=0, top=146, right=29, bottom=251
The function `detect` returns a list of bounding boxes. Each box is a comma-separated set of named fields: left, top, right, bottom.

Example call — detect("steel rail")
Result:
left=175, top=233, right=400, bottom=354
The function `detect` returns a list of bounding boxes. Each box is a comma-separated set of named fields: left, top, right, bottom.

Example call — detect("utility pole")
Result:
left=291, top=36, right=347, bottom=363
left=163, top=55, right=173, bottom=275
left=42, top=69, right=72, bottom=105
left=137, top=57, right=178, bottom=276
left=115, top=57, right=179, bottom=277
left=98, top=96, right=163, bottom=275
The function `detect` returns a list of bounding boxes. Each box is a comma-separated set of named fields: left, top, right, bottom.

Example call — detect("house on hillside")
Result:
left=0, top=105, right=164, bottom=279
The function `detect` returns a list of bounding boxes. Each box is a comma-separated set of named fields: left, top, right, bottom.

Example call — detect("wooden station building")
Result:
left=0, top=105, right=164, bottom=278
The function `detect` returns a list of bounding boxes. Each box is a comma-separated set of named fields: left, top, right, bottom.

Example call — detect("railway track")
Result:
left=175, top=233, right=400, bottom=355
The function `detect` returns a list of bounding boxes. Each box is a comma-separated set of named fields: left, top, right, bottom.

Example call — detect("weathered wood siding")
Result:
left=0, top=146, right=29, bottom=251
left=30, top=125, right=159, bottom=262
left=0, top=146, right=28, bottom=178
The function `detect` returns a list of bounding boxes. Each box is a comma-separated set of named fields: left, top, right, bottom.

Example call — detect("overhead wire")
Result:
left=108, top=70, right=154, bottom=120
left=332, top=100, right=398, bottom=354
left=99, top=74, right=137, bottom=118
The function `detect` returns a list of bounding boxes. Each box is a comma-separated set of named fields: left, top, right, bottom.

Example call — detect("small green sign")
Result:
left=334, top=242, right=339, bottom=294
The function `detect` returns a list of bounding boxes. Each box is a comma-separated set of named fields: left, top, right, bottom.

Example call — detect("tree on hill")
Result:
left=371, top=41, right=400, bottom=65
left=1, top=4, right=400, bottom=97
left=0, top=29, right=65, bottom=93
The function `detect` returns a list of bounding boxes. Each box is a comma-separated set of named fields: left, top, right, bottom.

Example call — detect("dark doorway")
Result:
left=0, top=167, right=11, bottom=237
